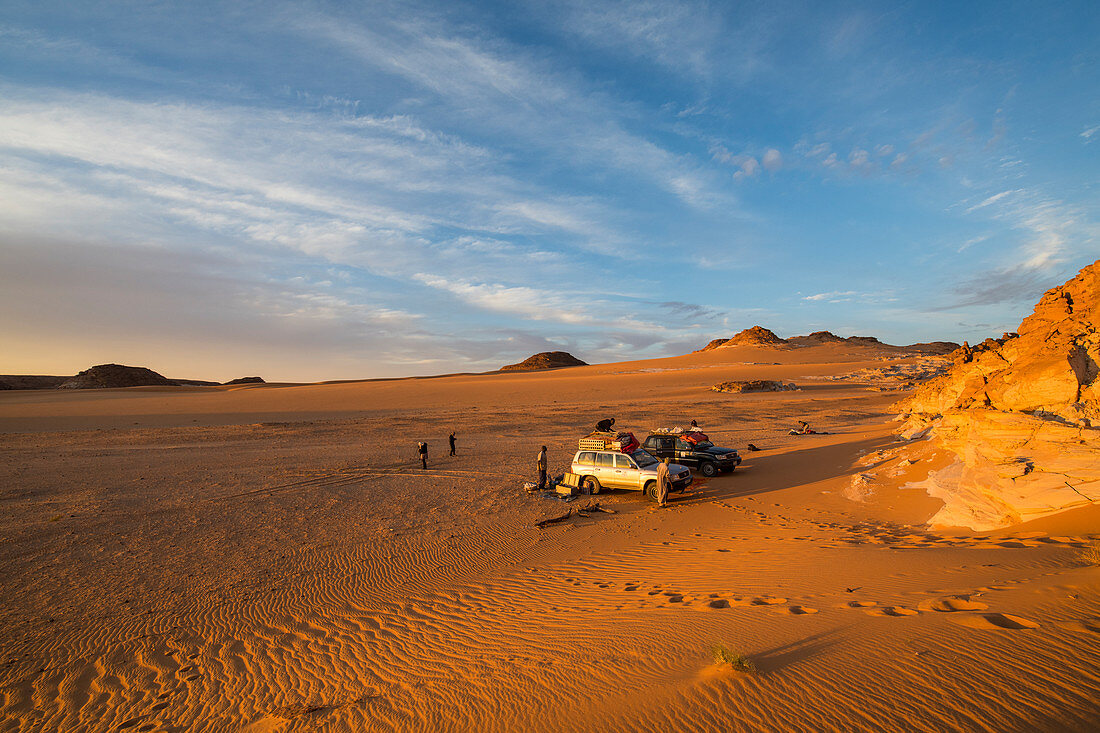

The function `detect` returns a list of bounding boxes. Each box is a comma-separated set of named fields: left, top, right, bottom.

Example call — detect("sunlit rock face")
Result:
left=898, top=259, right=1100, bottom=530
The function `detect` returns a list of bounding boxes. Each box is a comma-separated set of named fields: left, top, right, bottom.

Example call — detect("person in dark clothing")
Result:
left=417, top=441, right=428, bottom=469
left=537, top=446, right=548, bottom=490
left=449, top=432, right=456, bottom=456
left=595, top=417, right=615, bottom=432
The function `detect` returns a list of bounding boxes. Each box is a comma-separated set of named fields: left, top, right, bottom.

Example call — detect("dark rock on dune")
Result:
left=58, top=364, right=177, bottom=389
left=173, top=379, right=220, bottom=386
left=224, top=377, right=265, bottom=385
left=500, top=351, right=587, bottom=371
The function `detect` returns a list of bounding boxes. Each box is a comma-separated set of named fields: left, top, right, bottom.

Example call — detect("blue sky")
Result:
left=1, top=0, right=1097, bottom=380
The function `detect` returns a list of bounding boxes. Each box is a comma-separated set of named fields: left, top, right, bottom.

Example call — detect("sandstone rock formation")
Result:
left=58, top=364, right=177, bottom=389
left=500, top=351, right=587, bottom=371
left=712, top=380, right=798, bottom=393
left=897, top=259, right=1100, bottom=529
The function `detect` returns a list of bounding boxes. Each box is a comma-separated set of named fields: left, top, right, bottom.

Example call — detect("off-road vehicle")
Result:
left=570, top=448, right=692, bottom=498
left=641, top=433, right=741, bottom=477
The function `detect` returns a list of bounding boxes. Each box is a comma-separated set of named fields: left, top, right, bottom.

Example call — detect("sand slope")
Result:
left=1, top=345, right=1097, bottom=731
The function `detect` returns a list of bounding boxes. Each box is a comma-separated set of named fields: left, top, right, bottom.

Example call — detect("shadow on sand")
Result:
left=673, top=432, right=902, bottom=506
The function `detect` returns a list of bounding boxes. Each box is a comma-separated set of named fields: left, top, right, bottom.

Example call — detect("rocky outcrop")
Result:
left=897, top=259, right=1100, bottom=529
left=224, top=376, right=265, bottom=385
left=698, top=338, right=730, bottom=352
left=58, top=364, right=177, bottom=389
left=712, top=380, right=798, bottom=393
left=500, top=351, right=587, bottom=371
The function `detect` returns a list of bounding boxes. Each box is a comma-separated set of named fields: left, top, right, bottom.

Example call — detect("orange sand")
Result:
left=1, top=344, right=1097, bottom=731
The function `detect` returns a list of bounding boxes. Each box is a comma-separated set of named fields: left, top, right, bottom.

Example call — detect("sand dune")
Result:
left=1, top=343, right=1098, bottom=731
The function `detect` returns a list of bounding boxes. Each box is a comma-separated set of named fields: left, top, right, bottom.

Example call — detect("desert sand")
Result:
left=1, top=342, right=1098, bottom=732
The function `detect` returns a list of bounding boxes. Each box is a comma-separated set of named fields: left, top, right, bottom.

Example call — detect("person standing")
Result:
left=655, top=457, right=671, bottom=507
left=449, top=432, right=456, bottom=456
left=417, top=441, right=428, bottom=469
left=537, top=445, right=548, bottom=490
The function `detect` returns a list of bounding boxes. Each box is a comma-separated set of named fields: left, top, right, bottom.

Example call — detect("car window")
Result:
left=615, top=454, right=636, bottom=468
left=675, top=439, right=692, bottom=450
left=695, top=441, right=714, bottom=449
left=596, top=453, right=614, bottom=467
left=632, top=449, right=658, bottom=467
left=576, top=451, right=595, bottom=465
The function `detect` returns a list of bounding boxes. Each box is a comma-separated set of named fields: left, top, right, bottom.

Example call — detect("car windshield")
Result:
left=695, top=441, right=714, bottom=449
left=631, top=449, right=658, bottom=467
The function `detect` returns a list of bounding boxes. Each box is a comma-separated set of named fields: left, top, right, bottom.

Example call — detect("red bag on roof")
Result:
left=683, top=431, right=709, bottom=445
left=613, top=431, right=640, bottom=453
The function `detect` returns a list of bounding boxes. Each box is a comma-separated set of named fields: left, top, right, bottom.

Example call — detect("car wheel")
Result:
left=643, top=481, right=655, bottom=500
left=700, top=462, right=718, bottom=478
left=583, top=476, right=601, bottom=495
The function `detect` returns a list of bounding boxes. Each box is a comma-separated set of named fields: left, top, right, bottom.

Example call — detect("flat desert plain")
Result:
left=1, top=344, right=1098, bottom=732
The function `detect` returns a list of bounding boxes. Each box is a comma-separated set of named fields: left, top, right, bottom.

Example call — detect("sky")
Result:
left=1, top=0, right=1098, bottom=381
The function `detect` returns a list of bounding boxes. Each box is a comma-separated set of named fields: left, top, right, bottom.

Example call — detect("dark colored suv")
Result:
left=641, top=434, right=742, bottom=477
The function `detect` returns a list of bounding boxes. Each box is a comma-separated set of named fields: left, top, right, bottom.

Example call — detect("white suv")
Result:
left=570, top=448, right=692, bottom=498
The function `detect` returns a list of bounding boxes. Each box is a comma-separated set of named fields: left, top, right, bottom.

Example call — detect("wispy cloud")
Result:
left=802, top=290, right=896, bottom=304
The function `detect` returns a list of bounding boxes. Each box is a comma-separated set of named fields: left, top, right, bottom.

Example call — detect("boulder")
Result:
left=898, top=259, right=1100, bottom=529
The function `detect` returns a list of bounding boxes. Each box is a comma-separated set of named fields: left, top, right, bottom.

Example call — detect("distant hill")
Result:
left=500, top=351, right=587, bottom=371
left=0, top=375, right=69, bottom=390
left=58, top=364, right=177, bottom=389
left=784, top=330, right=847, bottom=346
left=704, top=326, right=787, bottom=349
left=699, top=327, right=958, bottom=355
left=224, top=376, right=265, bottom=385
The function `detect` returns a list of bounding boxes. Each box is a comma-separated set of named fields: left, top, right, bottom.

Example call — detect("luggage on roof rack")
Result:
left=578, top=431, right=639, bottom=453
